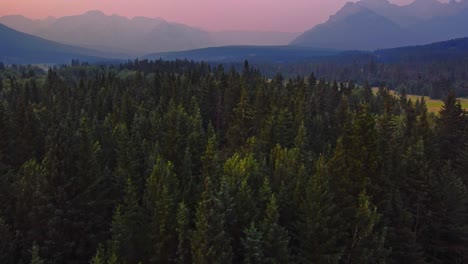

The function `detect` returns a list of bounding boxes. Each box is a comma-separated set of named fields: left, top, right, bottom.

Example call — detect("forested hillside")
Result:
left=0, top=60, right=467, bottom=263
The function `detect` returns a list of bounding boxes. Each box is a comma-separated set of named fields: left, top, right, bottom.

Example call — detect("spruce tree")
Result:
left=144, top=157, right=178, bottom=263
left=109, top=178, right=146, bottom=263
left=261, top=195, right=289, bottom=264
left=426, top=163, right=468, bottom=263
left=0, top=217, right=13, bottom=263
left=191, top=178, right=232, bottom=264
left=297, top=157, right=344, bottom=264
left=176, top=202, right=191, bottom=264
left=242, top=222, right=264, bottom=264
left=437, top=92, right=466, bottom=164
left=30, top=242, right=44, bottom=264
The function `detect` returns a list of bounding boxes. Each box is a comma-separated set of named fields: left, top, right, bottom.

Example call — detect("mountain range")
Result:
left=146, top=46, right=339, bottom=63
left=0, top=11, right=299, bottom=56
left=0, top=23, right=107, bottom=64
left=2, top=0, right=468, bottom=63
left=292, top=0, right=468, bottom=50
left=144, top=36, right=468, bottom=66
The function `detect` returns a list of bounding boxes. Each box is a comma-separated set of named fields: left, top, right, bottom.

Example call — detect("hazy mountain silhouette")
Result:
left=374, top=36, right=468, bottom=63
left=145, top=46, right=339, bottom=63
left=292, top=2, right=415, bottom=50
left=292, top=0, right=468, bottom=50
left=210, top=31, right=300, bottom=46
left=0, top=11, right=211, bottom=56
left=0, top=23, right=107, bottom=64
left=0, top=11, right=298, bottom=56
left=144, top=36, right=468, bottom=67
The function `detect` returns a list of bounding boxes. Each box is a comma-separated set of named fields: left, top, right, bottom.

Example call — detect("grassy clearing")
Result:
left=372, top=88, right=468, bottom=113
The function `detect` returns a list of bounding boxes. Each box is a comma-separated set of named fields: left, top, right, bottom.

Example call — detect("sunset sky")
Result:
left=0, top=0, right=431, bottom=32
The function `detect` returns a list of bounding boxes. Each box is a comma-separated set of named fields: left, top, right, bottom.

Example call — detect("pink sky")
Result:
left=0, top=0, right=419, bottom=32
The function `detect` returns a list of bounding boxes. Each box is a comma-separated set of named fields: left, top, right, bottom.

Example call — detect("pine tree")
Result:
left=201, top=125, right=221, bottom=185
left=176, top=202, right=191, bottom=264
left=0, top=103, right=11, bottom=169
left=261, top=195, right=289, bottom=264
left=30, top=242, right=44, bottom=264
left=328, top=105, right=388, bottom=263
left=242, top=222, right=264, bottom=264
left=222, top=153, right=259, bottom=241
left=191, top=178, right=232, bottom=264
left=345, top=192, right=387, bottom=264
left=227, top=85, right=255, bottom=148
left=109, top=178, right=146, bottom=263
left=144, top=157, right=178, bottom=263
left=437, top=92, right=466, bottom=164
left=269, top=145, right=304, bottom=223
left=426, top=163, right=468, bottom=263
left=14, top=159, right=49, bottom=261
left=297, top=157, right=344, bottom=264
left=90, top=246, right=106, bottom=264
left=0, top=217, right=13, bottom=263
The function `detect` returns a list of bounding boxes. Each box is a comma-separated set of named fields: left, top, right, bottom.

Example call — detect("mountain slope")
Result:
left=0, top=23, right=106, bottom=64
left=0, top=12, right=300, bottom=56
left=292, top=0, right=468, bottom=50
left=291, top=3, right=412, bottom=50
left=374, top=37, right=468, bottom=63
left=0, top=11, right=213, bottom=56
left=210, top=31, right=300, bottom=46
left=413, top=7, right=468, bottom=44
left=145, top=45, right=339, bottom=63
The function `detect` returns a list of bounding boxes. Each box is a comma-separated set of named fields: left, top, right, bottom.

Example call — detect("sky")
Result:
left=0, top=0, right=427, bottom=32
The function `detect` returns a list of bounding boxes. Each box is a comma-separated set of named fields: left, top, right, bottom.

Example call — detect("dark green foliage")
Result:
left=176, top=202, right=191, bottom=264
left=242, top=222, right=264, bottom=264
left=425, top=163, right=468, bottom=263
left=109, top=179, right=147, bottom=263
left=30, top=242, right=44, bottom=264
left=191, top=178, right=233, bottom=264
left=0, top=218, right=13, bottom=263
left=261, top=195, right=290, bottom=264
left=0, top=61, right=466, bottom=264
left=437, top=92, right=467, bottom=164
left=296, top=158, right=344, bottom=264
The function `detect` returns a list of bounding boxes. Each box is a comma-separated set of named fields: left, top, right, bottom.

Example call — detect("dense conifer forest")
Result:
left=0, top=60, right=467, bottom=263
left=252, top=56, right=468, bottom=99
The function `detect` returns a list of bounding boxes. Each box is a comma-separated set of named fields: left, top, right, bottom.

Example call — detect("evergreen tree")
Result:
left=176, top=202, right=191, bottom=264
left=0, top=217, right=13, bottom=263
left=191, top=178, right=232, bottom=264
left=30, top=242, right=44, bottom=264
left=227, top=85, right=255, bottom=148
left=109, top=178, right=146, bottom=263
left=437, top=92, right=466, bottom=164
left=426, top=163, right=468, bottom=263
left=297, top=157, right=344, bottom=264
left=144, top=157, right=178, bottom=263
left=261, top=195, right=289, bottom=264
left=242, top=222, right=264, bottom=264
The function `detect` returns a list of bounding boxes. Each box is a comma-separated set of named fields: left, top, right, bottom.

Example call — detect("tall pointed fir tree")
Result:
left=144, top=157, right=178, bottom=263
left=191, top=178, right=233, bottom=264
left=296, top=157, right=344, bottom=264
left=261, top=195, right=290, bottom=264
left=176, top=202, right=191, bottom=264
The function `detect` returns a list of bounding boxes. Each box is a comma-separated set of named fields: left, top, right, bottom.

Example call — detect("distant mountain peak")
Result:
left=132, top=16, right=165, bottom=23
left=83, top=10, right=106, bottom=17
left=358, top=0, right=393, bottom=9
left=360, top=0, right=390, bottom=5
left=292, top=0, right=468, bottom=51
left=409, top=0, right=441, bottom=5
left=328, top=2, right=372, bottom=23
left=1, top=14, right=28, bottom=19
